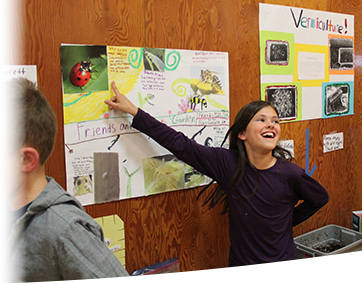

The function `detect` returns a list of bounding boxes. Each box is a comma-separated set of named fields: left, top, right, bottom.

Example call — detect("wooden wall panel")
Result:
left=16, top=0, right=362, bottom=274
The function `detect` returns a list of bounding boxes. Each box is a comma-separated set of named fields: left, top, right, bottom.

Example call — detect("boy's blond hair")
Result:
left=0, top=78, right=56, bottom=165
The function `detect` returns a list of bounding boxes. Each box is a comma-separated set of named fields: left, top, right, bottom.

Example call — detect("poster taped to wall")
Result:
left=259, top=3, right=354, bottom=122
left=60, top=44, right=229, bottom=205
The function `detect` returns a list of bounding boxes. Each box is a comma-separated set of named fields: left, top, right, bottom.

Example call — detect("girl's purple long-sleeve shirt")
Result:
left=132, top=109, right=329, bottom=266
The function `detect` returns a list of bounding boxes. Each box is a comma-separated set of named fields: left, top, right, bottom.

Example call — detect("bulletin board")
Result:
left=60, top=45, right=229, bottom=205
left=259, top=3, right=354, bottom=122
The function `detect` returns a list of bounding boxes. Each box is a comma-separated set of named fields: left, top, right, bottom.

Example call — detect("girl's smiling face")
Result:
left=238, top=106, right=281, bottom=156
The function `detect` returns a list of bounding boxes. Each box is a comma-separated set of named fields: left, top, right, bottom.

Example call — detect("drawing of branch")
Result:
left=108, top=135, right=120, bottom=150
left=191, top=126, right=206, bottom=141
left=123, top=166, right=141, bottom=198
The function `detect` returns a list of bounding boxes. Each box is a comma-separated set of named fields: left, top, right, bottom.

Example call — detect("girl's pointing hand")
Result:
left=104, top=81, right=138, bottom=116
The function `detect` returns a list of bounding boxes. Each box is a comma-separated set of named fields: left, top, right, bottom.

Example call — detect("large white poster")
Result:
left=259, top=4, right=354, bottom=122
left=61, top=45, right=229, bottom=205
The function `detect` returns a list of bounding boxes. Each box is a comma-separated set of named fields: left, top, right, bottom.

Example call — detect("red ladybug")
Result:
left=69, top=60, right=93, bottom=87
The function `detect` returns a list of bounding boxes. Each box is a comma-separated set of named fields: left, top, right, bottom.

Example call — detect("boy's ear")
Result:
left=238, top=131, right=246, bottom=140
left=21, top=147, right=40, bottom=173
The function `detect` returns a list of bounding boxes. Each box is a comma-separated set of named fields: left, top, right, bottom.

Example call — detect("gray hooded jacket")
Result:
left=7, top=177, right=129, bottom=282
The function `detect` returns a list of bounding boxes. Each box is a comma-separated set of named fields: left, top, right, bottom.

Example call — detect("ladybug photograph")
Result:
left=69, top=60, right=94, bottom=88
left=61, top=45, right=108, bottom=94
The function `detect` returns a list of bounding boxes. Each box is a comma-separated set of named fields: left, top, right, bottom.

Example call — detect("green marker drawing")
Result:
left=165, top=50, right=181, bottom=71
left=128, top=48, right=143, bottom=69
left=138, top=92, right=155, bottom=109
left=123, top=167, right=141, bottom=198
left=63, top=92, right=92, bottom=107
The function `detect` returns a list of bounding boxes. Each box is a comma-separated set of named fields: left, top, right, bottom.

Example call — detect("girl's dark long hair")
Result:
left=197, top=100, right=293, bottom=215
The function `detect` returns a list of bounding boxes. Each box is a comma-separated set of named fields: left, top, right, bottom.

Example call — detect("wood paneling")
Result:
left=16, top=0, right=362, bottom=274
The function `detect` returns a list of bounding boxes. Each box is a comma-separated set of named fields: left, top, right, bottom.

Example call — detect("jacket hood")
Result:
left=26, top=176, right=84, bottom=217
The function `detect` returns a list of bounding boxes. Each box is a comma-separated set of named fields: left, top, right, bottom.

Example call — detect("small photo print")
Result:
left=266, top=85, right=297, bottom=120
left=329, top=37, right=354, bottom=70
left=143, top=47, right=165, bottom=72
left=73, top=175, right=93, bottom=196
left=265, top=40, right=289, bottom=66
left=324, top=83, right=349, bottom=115
left=143, top=154, right=205, bottom=196
left=60, top=45, right=108, bottom=94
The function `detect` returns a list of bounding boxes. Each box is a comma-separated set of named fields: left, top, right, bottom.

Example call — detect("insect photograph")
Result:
left=143, top=47, right=165, bottom=72
left=143, top=154, right=186, bottom=195
left=69, top=60, right=95, bottom=88
left=191, top=68, right=224, bottom=96
left=188, top=67, right=227, bottom=111
left=61, top=45, right=108, bottom=94
left=143, top=154, right=206, bottom=196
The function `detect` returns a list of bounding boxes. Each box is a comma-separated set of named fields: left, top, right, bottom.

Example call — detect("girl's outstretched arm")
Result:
left=104, top=81, right=138, bottom=116
left=104, top=81, right=234, bottom=189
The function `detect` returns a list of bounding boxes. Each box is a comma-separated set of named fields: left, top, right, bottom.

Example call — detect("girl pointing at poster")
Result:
left=105, top=81, right=329, bottom=266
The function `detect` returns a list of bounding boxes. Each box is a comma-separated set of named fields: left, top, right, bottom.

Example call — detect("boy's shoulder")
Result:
left=28, top=177, right=100, bottom=237
left=31, top=177, right=83, bottom=214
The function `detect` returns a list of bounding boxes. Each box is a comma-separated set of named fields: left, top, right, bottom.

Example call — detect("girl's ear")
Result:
left=21, top=147, right=40, bottom=173
left=238, top=132, right=246, bottom=140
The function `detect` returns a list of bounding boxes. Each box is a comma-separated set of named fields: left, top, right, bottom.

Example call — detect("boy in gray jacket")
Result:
left=6, top=78, right=129, bottom=281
